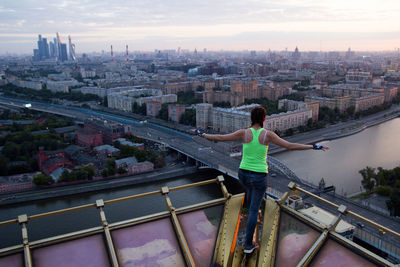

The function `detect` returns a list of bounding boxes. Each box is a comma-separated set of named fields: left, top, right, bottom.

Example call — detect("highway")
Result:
left=0, top=96, right=399, bottom=253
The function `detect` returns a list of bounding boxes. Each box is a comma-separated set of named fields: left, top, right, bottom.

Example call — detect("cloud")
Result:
left=1, top=0, right=400, bottom=53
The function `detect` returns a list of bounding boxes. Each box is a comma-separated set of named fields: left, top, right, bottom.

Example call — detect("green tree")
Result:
left=101, top=169, right=109, bottom=177
left=3, top=142, right=19, bottom=161
left=284, top=128, right=294, bottom=136
left=117, top=166, right=127, bottom=174
left=387, top=189, right=400, bottom=216
left=346, top=106, right=355, bottom=117
left=106, top=158, right=116, bottom=169
left=33, top=174, right=54, bottom=185
left=375, top=186, right=392, bottom=196
left=0, top=155, right=9, bottom=176
left=196, top=85, right=205, bottom=91
left=59, top=169, right=71, bottom=182
left=74, top=169, right=88, bottom=180
left=179, top=109, right=196, bottom=126
left=359, top=166, right=376, bottom=192
left=80, top=165, right=95, bottom=179
left=157, top=103, right=169, bottom=121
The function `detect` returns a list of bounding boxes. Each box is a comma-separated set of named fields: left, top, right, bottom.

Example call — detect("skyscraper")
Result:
left=60, top=43, right=68, bottom=62
left=33, top=34, right=50, bottom=61
left=68, top=35, right=76, bottom=61
left=49, top=41, right=55, bottom=58
left=42, top=38, right=50, bottom=59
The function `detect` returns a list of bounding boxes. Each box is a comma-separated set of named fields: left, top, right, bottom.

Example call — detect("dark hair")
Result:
left=251, top=106, right=266, bottom=126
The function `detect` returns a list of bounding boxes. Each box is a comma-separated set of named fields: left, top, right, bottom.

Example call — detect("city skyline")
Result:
left=1, top=0, right=400, bottom=54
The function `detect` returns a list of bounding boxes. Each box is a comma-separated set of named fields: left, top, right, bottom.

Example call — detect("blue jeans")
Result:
left=238, top=168, right=267, bottom=249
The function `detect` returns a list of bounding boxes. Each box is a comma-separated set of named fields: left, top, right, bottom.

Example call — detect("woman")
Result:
left=195, top=106, right=328, bottom=253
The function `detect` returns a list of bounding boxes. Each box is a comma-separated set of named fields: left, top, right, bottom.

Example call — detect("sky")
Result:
left=1, top=0, right=400, bottom=54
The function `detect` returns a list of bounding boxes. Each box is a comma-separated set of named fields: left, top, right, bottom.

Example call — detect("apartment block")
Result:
left=196, top=103, right=312, bottom=133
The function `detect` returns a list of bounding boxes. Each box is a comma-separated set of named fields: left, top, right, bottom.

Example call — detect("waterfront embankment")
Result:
left=0, top=165, right=198, bottom=206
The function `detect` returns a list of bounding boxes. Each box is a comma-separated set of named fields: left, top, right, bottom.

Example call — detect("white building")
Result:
left=12, top=80, right=42, bottom=90
left=107, top=89, right=176, bottom=112
left=196, top=103, right=313, bottom=133
left=46, top=80, right=80, bottom=93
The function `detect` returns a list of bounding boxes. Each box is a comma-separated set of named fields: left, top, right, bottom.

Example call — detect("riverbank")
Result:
left=0, top=165, right=200, bottom=206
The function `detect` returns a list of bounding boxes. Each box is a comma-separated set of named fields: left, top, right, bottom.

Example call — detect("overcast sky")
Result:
left=1, top=0, right=400, bottom=54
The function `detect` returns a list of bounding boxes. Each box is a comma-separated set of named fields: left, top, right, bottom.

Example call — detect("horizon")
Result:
left=1, top=0, right=400, bottom=55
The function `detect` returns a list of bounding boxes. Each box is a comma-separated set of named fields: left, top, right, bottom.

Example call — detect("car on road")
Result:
left=356, top=222, right=365, bottom=228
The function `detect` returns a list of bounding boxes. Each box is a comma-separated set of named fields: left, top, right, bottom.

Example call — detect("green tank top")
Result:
left=239, top=128, right=268, bottom=173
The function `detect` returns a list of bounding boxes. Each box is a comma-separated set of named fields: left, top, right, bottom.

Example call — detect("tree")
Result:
left=3, top=142, right=19, bottom=161
left=117, top=166, right=127, bottom=174
left=284, top=128, right=294, bottom=136
left=33, top=174, right=54, bottom=185
left=59, top=169, right=71, bottom=182
left=179, top=109, right=196, bottom=126
left=359, top=166, right=376, bottom=192
left=0, top=155, right=9, bottom=176
left=196, top=85, right=205, bottom=91
left=157, top=103, right=169, bottom=121
left=101, top=169, right=109, bottom=177
left=387, top=189, right=400, bottom=216
left=80, top=165, right=95, bottom=180
left=346, top=106, right=355, bottom=117
left=74, top=169, right=88, bottom=180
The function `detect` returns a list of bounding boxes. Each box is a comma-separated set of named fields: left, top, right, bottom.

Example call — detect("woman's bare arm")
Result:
left=267, top=131, right=329, bottom=151
left=203, top=129, right=245, bottom=142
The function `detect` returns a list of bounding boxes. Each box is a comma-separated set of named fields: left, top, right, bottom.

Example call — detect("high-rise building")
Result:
left=49, top=41, right=55, bottom=58
left=42, top=38, right=49, bottom=59
left=60, top=43, right=68, bottom=62
left=33, top=34, right=50, bottom=61
left=53, top=37, right=58, bottom=59
left=68, top=35, right=76, bottom=61
left=56, top=32, right=62, bottom=60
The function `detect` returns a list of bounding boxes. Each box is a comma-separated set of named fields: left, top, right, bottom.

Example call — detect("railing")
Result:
left=289, top=182, right=400, bottom=239
left=355, top=228, right=400, bottom=261
left=287, top=182, right=400, bottom=263
left=268, top=156, right=303, bottom=183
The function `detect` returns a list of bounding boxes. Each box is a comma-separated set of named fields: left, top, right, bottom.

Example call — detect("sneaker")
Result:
left=244, top=243, right=259, bottom=254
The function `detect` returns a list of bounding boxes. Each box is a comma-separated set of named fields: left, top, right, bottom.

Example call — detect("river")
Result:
left=274, top=118, right=400, bottom=196
left=0, top=169, right=243, bottom=249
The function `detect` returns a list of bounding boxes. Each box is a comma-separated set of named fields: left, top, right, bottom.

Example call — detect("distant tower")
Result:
left=34, top=34, right=49, bottom=61
left=177, top=47, right=182, bottom=57
left=126, top=45, right=129, bottom=61
left=68, top=35, right=76, bottom=61
left=53, top=37, right=58, bottom=59
left=111, top=45, right=114, bottom=62
left=56, top=32, right=62, bottom=60
left=293, top=46, right=301, bottom=60
left=60, top=43, right=68, bottom=62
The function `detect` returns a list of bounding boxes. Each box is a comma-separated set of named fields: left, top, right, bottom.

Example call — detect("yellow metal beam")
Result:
left=212, top=193, right=244, bottom=267
left=296, top=231, right=328, bottom=266
left=257, top=198, right=280, bottom=267
left=162, top=187, right=196, bottom=267
left=18, top=214, right=32, bottom=267
left=96, top=199, right=119, bottom=267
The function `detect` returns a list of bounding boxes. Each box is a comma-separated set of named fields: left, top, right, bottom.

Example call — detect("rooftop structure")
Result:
left=0, top=178, right=398, bottom=266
